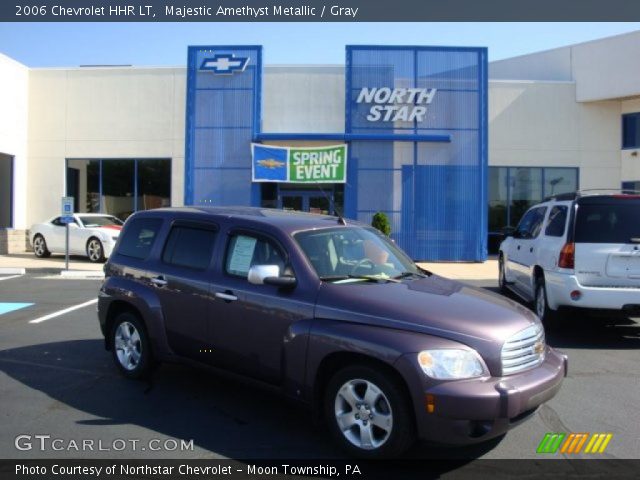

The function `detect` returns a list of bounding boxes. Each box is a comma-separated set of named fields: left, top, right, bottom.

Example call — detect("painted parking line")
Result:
left=0, top=303, right=34, bottom=316
left=29, top=299, right=98, bottom=324
left=0, top=275, right=23, bottom=282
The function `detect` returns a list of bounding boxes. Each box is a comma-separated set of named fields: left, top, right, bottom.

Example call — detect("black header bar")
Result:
left=3, top=0, right=640, bottom=22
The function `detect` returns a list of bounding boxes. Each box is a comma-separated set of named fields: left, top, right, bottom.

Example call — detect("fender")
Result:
left=302, top=319, right=470, bottom=409
left=98, top=273, right=173, bottom=359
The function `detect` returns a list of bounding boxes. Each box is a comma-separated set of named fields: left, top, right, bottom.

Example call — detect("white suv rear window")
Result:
left=575, top=202, right=640, bottom=244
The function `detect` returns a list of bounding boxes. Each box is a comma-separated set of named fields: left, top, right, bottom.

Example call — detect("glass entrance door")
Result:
left=278, top=189, right=333, bottom=215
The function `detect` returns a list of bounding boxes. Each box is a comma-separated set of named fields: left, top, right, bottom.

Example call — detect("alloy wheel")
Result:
left=536, top=284, right=546, bottom=319
left=33, top=237, right=45, bottom=256
left=87, top=239, right=103, bottom=262
left=114, top=321, right=142, bottom=371
left=334, top=378, right=394, bottom=450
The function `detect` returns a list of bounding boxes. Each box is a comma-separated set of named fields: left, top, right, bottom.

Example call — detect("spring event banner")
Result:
left=251, top=144, right=347, bottom=183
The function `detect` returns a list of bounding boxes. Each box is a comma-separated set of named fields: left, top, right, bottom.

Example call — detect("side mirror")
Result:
left=501, top=226, right=516, bottom=238
left=248, top=265, right=296, bottom=288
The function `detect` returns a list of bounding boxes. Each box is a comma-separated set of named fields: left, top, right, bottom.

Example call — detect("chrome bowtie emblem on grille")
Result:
left=534, top=341, right=545, bottom=354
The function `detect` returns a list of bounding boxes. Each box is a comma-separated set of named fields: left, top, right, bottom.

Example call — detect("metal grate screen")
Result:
left=185, top=46, right=262, bottom=207
left=345, top=46, right=488, bottom=261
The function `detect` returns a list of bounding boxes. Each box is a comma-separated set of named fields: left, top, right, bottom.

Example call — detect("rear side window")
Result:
left=162, top=226, right=217, bottom=270
left=545, top=206, right=568, bottom=237
left=575, top=203, right=640, bottom=243
left=117, top=218, right=162, bottom=259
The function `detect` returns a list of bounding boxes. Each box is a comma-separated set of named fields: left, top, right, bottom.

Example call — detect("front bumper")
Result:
left=545, top=271, right=640, bottom=311
left=395, top=347, right=567, bottom=445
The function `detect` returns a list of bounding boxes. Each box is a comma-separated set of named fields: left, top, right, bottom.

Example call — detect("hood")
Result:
left=314, top=274, right=540, bottom=374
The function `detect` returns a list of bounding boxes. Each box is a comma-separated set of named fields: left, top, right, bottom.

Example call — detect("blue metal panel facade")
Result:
left=345, top=46, right=488, bottom=261
left=185, top=46, right=262, bottom=207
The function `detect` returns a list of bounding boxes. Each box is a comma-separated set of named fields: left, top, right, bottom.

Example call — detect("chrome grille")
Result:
left=501, top=324, right=545, bottom=375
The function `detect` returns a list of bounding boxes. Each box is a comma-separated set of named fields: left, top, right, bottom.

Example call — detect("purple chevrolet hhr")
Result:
left=98, top=207, right=567, bottom=458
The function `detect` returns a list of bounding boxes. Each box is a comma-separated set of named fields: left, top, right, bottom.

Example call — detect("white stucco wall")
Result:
left=490, top=30, right=640, bottom=103
left=488, top=80, right=622, bottom=190
left=0, top=53, right=29, bottom=229
left=490, top=47, right=572, bottom=82
left=26, top=67, right=186, bottom=225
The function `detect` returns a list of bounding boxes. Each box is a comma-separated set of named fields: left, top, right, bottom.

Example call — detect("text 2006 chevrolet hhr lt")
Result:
left=98, top=207, right=567, bottom=457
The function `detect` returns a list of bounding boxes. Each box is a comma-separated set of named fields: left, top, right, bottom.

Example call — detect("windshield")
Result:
left=294, top=226, right=420, bottom=282
left=78, top=215, right=123, bottom=227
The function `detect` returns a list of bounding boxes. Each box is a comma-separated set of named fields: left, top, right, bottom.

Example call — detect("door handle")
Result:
left=150, top=276, right=167, bottom=287
left=517, top=245, right=521, bottom=250
left=530, top=247, right=534, bottom=253
left=215, top=291, right=237, bottom=302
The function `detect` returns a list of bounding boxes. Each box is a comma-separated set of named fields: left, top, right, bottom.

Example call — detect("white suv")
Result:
left=499, top=192, right=640, bottom=324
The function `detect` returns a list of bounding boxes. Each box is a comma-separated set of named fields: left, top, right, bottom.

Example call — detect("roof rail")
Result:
left=543, top=188, right=640, bottom=202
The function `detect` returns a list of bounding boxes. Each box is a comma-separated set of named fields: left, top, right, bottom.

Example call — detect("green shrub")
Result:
left=371, top=212, right=391, bottom=236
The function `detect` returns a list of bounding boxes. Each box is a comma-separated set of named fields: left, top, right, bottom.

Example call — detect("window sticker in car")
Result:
left=228, top=235, right=257, bottom=274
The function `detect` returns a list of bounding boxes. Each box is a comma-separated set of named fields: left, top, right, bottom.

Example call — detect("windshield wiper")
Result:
left=392, top=271, right=427, bottom=280
left=319, top=275, right=400, bottom=283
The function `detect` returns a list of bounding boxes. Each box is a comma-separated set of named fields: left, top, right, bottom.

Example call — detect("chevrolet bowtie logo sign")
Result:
left=200, top=54, right=249, bottom=74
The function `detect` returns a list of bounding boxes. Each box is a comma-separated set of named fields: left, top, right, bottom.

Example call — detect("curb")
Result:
left=0, top=267, right=26, bottom=275
left=59, top=270, right=105, bottom=279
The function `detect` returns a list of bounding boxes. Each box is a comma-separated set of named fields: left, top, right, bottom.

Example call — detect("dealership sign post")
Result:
left=252, top=144, right=347, bottom=183
left=61, top=197, right=74, bottom=271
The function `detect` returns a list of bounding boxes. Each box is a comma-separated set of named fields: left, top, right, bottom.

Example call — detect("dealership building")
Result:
left=1, top=31, right=640, bottom=260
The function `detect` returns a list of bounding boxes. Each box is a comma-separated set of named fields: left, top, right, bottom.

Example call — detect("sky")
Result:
left=0, top=22, right=639, bottom=67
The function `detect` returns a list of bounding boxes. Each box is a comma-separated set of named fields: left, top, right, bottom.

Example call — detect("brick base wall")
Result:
left=0, top=229, right=29, bottom=254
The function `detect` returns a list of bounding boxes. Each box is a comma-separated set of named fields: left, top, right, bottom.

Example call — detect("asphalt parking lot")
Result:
left=0, top=273, right=639, bottom=460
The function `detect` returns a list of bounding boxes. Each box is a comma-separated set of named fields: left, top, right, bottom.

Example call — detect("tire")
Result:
left=324, top=364, right=415, bottom=458
left=498, top=255, right=508, bottom=293
left=110, top=312, right=155, bottom=379
left=534, top=276, right=560, bottom=329
left=32, top=234, right=51, bottom=258
left=86, top=237, right=105, bottom=263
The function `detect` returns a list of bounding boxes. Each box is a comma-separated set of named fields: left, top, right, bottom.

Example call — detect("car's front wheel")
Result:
left=32, top=234, right=51, bottom=258
left=110, top=312, right=155, bottom=379
left=324, top=365, right=415, bottom=458
left=86, top=237, right=105, bottom=263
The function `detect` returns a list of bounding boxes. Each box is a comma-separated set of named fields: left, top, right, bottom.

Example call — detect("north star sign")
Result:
left=356, top=87, right=437, bottom=122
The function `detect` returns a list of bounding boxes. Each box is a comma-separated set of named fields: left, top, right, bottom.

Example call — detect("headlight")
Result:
left=417, top=349, right=485, bottom=380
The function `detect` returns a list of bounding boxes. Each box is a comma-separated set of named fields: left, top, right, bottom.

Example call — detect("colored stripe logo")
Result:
left=537, top=433, right=612, bottom=454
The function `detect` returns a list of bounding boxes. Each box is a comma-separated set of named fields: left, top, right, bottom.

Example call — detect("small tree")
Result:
left=371, top=212, right=391, bottom=237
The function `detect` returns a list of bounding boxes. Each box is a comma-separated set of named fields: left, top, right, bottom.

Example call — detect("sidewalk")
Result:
left=416, top=260, right=498, bottom=281
left=1, top=253, right=498, bottom=281
left=0, top=253, right=103, bottom=276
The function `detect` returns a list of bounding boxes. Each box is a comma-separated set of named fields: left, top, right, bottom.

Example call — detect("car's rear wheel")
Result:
left=324, top=365, right=415, bottom=458
left=86, top=237, right=105, bottom=263
left=498, top=255, right=508, bottom=293
left=110, top=312, right=155, bottom=379
left=32, top=234, right=51, bottom=258
left=535, top=276, right=559, bottom=329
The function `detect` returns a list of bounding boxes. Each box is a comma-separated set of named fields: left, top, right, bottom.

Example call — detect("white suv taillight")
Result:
left=558, top=242, right=575, bottom=269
